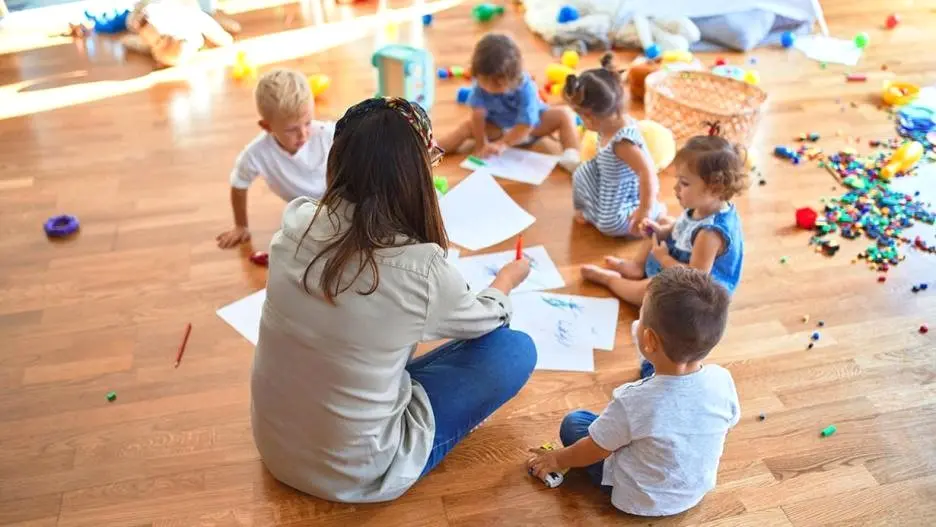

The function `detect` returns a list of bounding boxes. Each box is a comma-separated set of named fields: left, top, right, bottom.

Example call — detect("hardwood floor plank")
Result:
left=0, top=1, right=934, bottom=525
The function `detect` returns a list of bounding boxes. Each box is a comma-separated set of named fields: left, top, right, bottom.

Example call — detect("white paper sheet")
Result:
left=216, top=289, right=266, bottom=346
left=793, top=35, right=862, bottom=66
left=510, top=293, right=595, bottom=372
left=514, top=292, right=620, bottom=350
left=440, top=171, right=536, bottom=251
left=459, top=148, right=559, bottom=185
left=455, top=245, right=565, bottom=294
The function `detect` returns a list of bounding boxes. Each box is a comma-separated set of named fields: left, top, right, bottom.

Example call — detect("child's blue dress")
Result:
left=467, top=73, right=548, bottom=130
left=644, top=204, right=744, bottom=294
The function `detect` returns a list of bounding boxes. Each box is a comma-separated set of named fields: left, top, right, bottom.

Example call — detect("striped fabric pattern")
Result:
left=572, top=124, right=652, bottom=237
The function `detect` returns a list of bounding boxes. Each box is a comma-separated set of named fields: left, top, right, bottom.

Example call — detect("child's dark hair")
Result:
left=563, top=53, right=626, bottom=116
left=643, top=267, right=730, bottom=363
left=471, top=33, right=523, bottom=83
left=676, top=122, right=749, bottom=200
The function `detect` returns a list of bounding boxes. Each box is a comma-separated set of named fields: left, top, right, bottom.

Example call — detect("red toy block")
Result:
left=795, top=207, right=818, bottom=230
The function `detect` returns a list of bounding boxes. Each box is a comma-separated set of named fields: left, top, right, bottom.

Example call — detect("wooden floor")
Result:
left=2, top=1, right=936, bottom=525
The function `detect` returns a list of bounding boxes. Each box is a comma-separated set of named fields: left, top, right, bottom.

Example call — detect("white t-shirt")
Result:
left=588, top=365, right=740, bottom=516
left=229, top=121, right=335, bottom=202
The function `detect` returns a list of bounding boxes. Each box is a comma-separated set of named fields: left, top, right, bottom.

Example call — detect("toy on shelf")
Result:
left=85, top=9, right=130, bottom=34
left=880, top=141, right=923, bottom=179
left=231, top=51, right=257, bottom=81
left=881, top=80, right=919, bottom=106
left=372, top=44, right=434, bottom=110
left=471, top=3, right=504, bottom=23
left=309, top=74, right=330, bottom=98
left=556, top=5, right=579, bottom=24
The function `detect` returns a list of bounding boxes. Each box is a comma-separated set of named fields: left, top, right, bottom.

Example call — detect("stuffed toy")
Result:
left=523, top=0, right=700, bottom=55
left=122, top=0, right=236, bottom=67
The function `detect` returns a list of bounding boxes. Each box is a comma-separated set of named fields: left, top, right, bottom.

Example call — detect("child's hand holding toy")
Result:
left=650, top=232, right=670, bottom=262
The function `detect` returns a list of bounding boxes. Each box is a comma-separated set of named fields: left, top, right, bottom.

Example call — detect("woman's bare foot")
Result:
left=574, top=210, right=587, bottom=225
left=604, top=256, right=645, bottom=280
left=581, top=264, right=621, bottom=285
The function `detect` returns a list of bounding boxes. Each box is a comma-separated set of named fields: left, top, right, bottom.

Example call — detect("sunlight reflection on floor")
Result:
left=0, top=0, right=457, bottom=120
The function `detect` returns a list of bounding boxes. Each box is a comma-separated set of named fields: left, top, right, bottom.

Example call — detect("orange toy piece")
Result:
left=881, top=80, right=919, bottom=106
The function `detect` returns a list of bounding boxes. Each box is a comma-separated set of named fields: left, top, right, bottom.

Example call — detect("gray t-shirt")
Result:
left=588, top=365, right=740, bottom=516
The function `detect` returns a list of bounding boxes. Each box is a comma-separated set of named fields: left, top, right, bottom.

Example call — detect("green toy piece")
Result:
left=472, top=3, right=505, bottom=22
left=820, top=425, right=837, bottom=437
left=433, top=175, right=449, bottom=194
left=106, top=391, right=117, bottom=402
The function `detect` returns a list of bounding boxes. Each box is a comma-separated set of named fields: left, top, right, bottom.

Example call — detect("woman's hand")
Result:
left=491, top=258, right=531, bottom=294
left=527, top=449, right=562, bottom=481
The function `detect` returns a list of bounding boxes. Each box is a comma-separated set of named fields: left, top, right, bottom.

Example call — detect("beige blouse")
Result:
left=250, top=197, right=512, bottom=503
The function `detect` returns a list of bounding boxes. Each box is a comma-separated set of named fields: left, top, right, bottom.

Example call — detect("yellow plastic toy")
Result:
left=231, top=51, right=257, bottom=81
left=743, top=70, right=761, bottom=86
left=661, top=50, right=693, bottom=64
left=881, top=80, right=920, bottom=106
left=546, top=63, right=575, bottom=85
left=550, top=83, right=563, bottom=96
left=638, top=120, right=676, bottom=169
left=881, top=141, right=923, bottom=179
left=309, top=74, right=331, bottom=98
left=580, top=120, right=676, bottom=170
left=561, top=50, right=580, bottom=68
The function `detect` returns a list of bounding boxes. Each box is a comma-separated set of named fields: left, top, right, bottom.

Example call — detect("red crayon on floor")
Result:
left=174, top=323, right=192, bottom=368
left=515, top=235, right=523, bottom=260
left=846, top=73, right=867, bottom=82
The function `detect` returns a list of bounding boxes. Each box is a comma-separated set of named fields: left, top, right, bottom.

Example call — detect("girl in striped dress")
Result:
left=564, top=55, right=664, bottom=237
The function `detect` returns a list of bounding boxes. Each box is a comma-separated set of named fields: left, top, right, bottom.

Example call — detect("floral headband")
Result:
left=335, top=97, right=441, bottom=156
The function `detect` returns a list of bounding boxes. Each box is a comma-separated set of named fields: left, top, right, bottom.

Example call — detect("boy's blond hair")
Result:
left=255, top=69, right=312, bottom=122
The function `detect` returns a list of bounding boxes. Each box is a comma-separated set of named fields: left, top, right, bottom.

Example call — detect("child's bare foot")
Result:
left=604, top=256, right=644, bottom=280
left=581, top=264, right=621, bottom=286
left=574, top=210, right=587, bottom=224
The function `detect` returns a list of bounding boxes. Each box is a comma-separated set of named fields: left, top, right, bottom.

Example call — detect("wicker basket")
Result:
left=644, top=70, right=768, bottom=147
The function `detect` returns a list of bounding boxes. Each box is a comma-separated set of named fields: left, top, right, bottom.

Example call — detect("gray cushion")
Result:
left=693, top=10, right=777, bottom=51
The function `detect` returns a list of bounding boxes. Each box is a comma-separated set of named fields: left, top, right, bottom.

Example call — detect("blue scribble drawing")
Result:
left=484, top=264, right=500, bottom=277
left=542, top=296, right=584, bottom=315
left=555, top=319, right=574, bottom=347
left=522, top=251, right=539, bottom=269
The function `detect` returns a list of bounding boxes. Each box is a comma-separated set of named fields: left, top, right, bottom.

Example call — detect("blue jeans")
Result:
left=560, top=410, right=612, bottom=492
left=408, top=327, right=537, bottom=476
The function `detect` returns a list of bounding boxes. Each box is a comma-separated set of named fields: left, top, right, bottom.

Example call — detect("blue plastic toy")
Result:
left=645, top=43, right=661, bottom=60
left=781, top=31, right=796, bottom=48
left=85, top=9, right=129, bottom=34
left=456, top=86, right=472, bottom=104
left=557, top=5, right=579, bottom=24
left=422, top=14, right=433, bottom=26
left=372, top=44, right=435, bottom=111
left=437, top=68, right=449, bottom=79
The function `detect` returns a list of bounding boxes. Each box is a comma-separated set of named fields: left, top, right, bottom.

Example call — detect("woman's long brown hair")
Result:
left=300, top=99, right=448, bottom=304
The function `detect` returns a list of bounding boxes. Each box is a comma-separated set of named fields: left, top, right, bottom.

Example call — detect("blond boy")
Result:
left=217, top=69, right=335, bottom=248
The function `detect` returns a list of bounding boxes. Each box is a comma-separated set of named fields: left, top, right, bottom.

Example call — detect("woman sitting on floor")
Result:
left=250, top=96, right=537, bottom=503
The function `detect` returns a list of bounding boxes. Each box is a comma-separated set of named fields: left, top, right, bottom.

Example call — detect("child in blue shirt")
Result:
left=582, top=124, right=746, bottom=306
left=437, top=33, right=581, bottom=172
